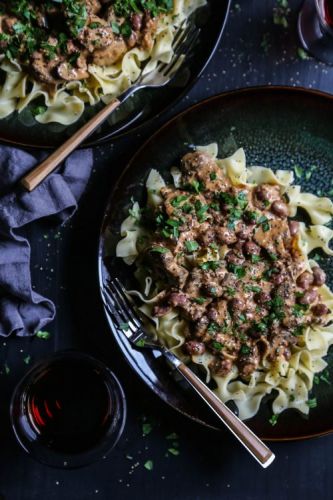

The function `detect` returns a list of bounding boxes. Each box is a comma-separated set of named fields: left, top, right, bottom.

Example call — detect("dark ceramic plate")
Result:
left=98, top=86, right=333, bottom=441
left=0, top=0, right=230, bottom=149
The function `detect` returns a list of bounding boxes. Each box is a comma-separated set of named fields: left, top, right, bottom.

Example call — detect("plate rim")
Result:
left=0, top=0, right=231, bottom=150
left=98, top=85, right=333, bottom=441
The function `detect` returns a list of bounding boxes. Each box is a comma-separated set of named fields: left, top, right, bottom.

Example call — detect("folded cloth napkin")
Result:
left=0, top=146, right=93, bottom=337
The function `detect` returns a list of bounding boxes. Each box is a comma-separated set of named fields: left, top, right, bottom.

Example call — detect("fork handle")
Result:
left=175, top=361, right=275, bottom=468
left=21, top=98, right=121, bottom=192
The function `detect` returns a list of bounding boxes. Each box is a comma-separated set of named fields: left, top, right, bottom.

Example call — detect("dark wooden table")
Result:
left=1, top=1, right=333, bottom=499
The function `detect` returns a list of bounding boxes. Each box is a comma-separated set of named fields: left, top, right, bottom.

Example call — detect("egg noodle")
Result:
left=0, top=0, right=204, bottom=125
left=116, top=144, right=333, bottom=421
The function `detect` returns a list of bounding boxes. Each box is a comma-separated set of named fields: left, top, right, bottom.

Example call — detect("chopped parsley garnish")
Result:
left=23, top=355, right=31, bottom=365
left=220, top=191, right=248, bottom=228
left=209, top=202, right=220, bottom=212
left=314, top=369, right=330, bottom=385
left=168, top=447, right=180, bottom=456
left=171, top=195, right=188, bottom=207
left=210, top=172, right=217, bottom=180
left=244, top=284, right=261, bottom=293
left=251, top=254, right=261, bottom=264
left=207, top=322, right=221, bottom=333
left=306, top=398, right=317, bottom=409
left=262, top=267, right=278, bottom=281
left=200, top=261, right=220, bottom=271
left=252, top=321, right=268, bottom=333
left=36, top=330, right=51, bottom=340
left=166, top=219, right=181, bottom=228
left=269, top=295, right=284, bottom=309
left=212, top=341, right=224, bottom=351
left=226, top=286, right=236, bottom=297
left=136, top=339, right=146, bottom=347
left=227, top=208, right=243, bottom=229
left=244, top=210, right=258, bottom=222
left=257, top=215, right=270, bottom=232
left=235, top=191, right=248, bottom=209
left=164, top=218, right=182, bottom=239
left=150, top=247, right=169, bottom=254
left=144, top=460, right=154, bottom=471
left=181, top=203, right=193, bottom=214
left=305, top=165, right=316, bottom=181
left=294, top=165, right=303, bottom=179
left=293, top=303, right=308, bottom=317
left=195, top=201, right=209, bottom=222
left=185, top=240, right=199, bottom=253
left=292, top=325, right=304, bottom=337
left=240, top=344, right=251, bottom=355
left=190, top=180, right=204, bottom=193
left=227, top=263, right=246, bottom=279
left=193, top=297, right=206, bottom=304
left=166, top=432, right=179, bottom=440
left=89, top=22, right=102, bottom=29
left=269, top=414, right=279, bottom=426
left=142, top=422, right=153, bottom=436
left=32, top=105, right=47, bottom=117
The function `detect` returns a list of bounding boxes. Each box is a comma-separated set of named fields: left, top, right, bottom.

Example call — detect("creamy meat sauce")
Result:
left=141, top=151, right=331, bottom=379
left=0, top=0, right=171, bottom=86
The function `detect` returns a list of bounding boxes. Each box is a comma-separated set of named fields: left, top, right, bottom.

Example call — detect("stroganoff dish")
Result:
left=117, top=144, right=333, bottom=421
left=0, top=0, right=203, bottom=124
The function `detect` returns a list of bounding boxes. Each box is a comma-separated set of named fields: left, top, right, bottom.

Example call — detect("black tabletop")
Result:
left=1, top=1, right=333, bottom=499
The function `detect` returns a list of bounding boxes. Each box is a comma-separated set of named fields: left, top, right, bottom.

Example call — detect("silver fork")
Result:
left=21, top=21, right=199, bottom=192
left=101, top=278, right=276, bottom=469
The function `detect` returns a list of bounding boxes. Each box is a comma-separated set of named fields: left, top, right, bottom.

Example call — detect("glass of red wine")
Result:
left=298, top=0, right=333, bottom=64
left=10, top=351, right=126, bottom=468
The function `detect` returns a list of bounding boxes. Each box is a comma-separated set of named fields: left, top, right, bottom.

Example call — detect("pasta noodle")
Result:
left=116, top=144, right=333, bottom=421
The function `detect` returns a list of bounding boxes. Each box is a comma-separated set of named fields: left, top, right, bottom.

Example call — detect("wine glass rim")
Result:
left=315, top=0, right=333, bottom=35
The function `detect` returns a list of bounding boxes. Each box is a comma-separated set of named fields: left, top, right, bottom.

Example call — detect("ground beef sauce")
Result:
left=142, top=151, right=331, bottom=380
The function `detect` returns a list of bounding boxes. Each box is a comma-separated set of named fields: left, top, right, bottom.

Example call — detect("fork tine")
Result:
left=108, top=283, right=139, bottom=332
left=102, top=287, right=137, bottom=335
left=171, top=19, right=188, bottom=47
left=113, top=278, right=144, bottom=326
left=109, top=279, right=143, bottom=329
left=172, top=21, right=195, bottom=52
left=164, top=28, right=200, bottom=78
left=154, top=22, right=196, bottom=75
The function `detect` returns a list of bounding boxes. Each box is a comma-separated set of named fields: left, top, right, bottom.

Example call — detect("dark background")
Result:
left=1, top=0, right=333, bottom=499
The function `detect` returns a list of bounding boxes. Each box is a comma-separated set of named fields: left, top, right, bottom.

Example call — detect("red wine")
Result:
left=321, top=0, right=333, bottom=26
left=26, top=358, right=113, bottom=453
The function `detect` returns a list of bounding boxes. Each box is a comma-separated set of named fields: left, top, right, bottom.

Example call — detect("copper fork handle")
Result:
left=21, top=98, right=121, bottom=192
left=176, top=362, right=275, bottom=468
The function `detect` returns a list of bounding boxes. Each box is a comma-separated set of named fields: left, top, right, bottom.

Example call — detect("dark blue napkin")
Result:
left=0, top=146, right=93, bottom=337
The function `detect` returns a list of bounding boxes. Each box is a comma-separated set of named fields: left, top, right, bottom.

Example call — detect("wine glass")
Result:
left=298, top=0, right=333, bottom=64
left=10, top=351, right=127, bottom=468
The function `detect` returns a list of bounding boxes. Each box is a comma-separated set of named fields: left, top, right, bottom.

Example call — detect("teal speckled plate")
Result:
left=99, top=86, right=333, bottom=441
